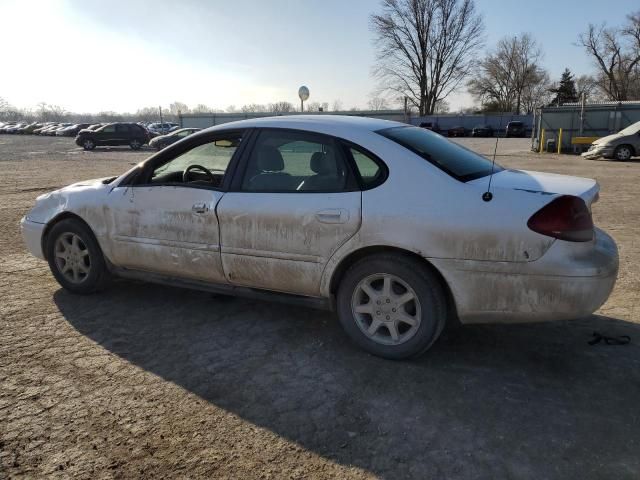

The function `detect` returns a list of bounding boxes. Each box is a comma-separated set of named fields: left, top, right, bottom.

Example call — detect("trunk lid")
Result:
left=469, top=169, right=599, bottom=206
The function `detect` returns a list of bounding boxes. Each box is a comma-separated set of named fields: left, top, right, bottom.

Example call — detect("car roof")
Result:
left=201, top=115, right=406, bottom=135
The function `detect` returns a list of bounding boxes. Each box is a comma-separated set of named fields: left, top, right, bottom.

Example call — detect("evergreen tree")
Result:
left=550, top=68, right=578, bottom=105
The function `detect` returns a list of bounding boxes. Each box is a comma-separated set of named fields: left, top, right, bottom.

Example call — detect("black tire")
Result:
left=613, top=145, right=634, bottom=161
left=82, top=138, right=96, bottom=151
left=130, top=139, right=142, bottom=150
left=336, top=253, right=447, bottom=360
left=45, top=218, right=110, bottom=294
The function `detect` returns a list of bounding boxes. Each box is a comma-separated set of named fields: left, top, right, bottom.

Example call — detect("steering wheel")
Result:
left=183, top=164, right=216, bottom=184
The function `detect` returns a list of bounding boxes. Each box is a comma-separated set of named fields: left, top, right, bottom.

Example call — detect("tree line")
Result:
left=371, top=0, right=640, bottom=114
left=0, top=97, right=397, bottom=123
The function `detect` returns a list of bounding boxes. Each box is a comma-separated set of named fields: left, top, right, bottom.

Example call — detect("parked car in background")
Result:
left=471, top=125, right=493, bottom=137
left=75, top=122, right=150, bottom=150
left=46, top=124, right=72, bottom=136
left=147, top=122, right=179, bottom=136
left=447, top=126, right=466, bottom=137
left=20, top=123, right=45, bottom=134
left=505, top=121, right=526, bottom=138
left=3, top=123, right=27, bottom=133
left=149, top=127, right=201, bottom=150
left=23, top=116, right=618, bottom=359
left=33, top=123, right=57, bottom=135
left=582, top=121, right=640, bottom=161
left=419, top=122, right=439, bottom=132
left=56, top=123, right=92, bottom=136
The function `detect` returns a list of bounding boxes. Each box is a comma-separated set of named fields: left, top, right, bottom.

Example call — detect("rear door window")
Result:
left=240, top=130, right=354, bottom=192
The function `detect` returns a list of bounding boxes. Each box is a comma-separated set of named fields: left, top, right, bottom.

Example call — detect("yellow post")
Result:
left=557, top=128, right=563, bottom=154
left=539, top=129, right=545, bottom=153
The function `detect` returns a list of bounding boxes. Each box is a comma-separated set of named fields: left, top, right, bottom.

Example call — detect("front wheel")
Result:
left=336, top=254, right=447, bottom=359
left=614, top=145, right=633, bottom=161
left=130, top=139, right=142, bottom=150
left=82, top=139, right=95, bottom=150
left=46, top=218, right=110, bottom=294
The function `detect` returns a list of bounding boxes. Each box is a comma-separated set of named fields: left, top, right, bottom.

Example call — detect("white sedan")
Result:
left=21, top=116, right=618, bottom=359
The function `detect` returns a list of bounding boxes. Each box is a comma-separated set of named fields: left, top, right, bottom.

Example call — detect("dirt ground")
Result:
left=1, top=134, right=639, bottom=479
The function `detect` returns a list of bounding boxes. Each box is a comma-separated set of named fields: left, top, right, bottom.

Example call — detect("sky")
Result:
left=0, top=0, right=638, bottom=114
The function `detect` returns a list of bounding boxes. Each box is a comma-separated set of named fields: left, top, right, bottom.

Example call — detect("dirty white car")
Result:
left=21, top=116, right=618, bottom=359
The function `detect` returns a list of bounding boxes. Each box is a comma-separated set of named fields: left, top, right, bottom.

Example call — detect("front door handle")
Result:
left=315, top=208, right=348, bottom=224
left=192, top=202, right=208, bottom=214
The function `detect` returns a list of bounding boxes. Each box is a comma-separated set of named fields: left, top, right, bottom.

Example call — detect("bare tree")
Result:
left=136, top=107, right=160, bottom=122
left=191, top=104, right=212, bottom=113
left=467, top=33, right=547, bottom=113
left=269, top=101, right=295, bottom=113
left=241, top=104, right=268, bottom=113
left=433, top=99, right=450, bottom=113
left=332, top=99, right=344, bottom=111
left=368, top=97, right=389, bottom=110
left=521, top=70, right=552, bottom=112
left=304, top=102, right=324, bottom=112
left=169, top=102, right=190, bottom=116
left=226, top=105, right=237, bottom=113
left=574, top=74, right=604, bottom=102
left=578, top=11, right=640, bottom=101
left=371, top=0, right=484, bottom=115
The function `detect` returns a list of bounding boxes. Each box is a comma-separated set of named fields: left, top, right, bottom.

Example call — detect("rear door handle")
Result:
left=315, top=208, right=348, bottom=224
left=192, top=202, right=208, bottom=214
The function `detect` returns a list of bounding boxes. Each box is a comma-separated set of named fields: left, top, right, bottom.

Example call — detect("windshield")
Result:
left=619, top=122, right=640, bottom=136
left=377, top=126, right=502, bottom=181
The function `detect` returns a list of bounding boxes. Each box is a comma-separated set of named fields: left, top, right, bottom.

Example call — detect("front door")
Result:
left=106, top=132, right=244, bottom=283
left=217, top=128, right=362, bottom=297
left=95, top=124, right=119, bottom=145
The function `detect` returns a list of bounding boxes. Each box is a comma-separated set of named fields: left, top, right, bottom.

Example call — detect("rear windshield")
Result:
left=377, top=126, right=502, bottom=182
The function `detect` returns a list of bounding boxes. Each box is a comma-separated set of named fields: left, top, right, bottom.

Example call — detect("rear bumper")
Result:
left=21, top=217, right=46, bottom=259
left=431, top=228, right=619, bottom=324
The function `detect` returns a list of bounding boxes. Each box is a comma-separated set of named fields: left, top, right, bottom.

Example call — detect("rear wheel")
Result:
left=82, top=139, right=95, bottom=150
left=46, top=218, right=110, bottom=294
left=336, top=254, right=447, bottom=359
left=130, top=139, right=142, bottom=150
left=614, top=145, right=633, bottom=161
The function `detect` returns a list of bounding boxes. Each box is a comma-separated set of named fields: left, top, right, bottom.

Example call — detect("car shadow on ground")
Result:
left=54, top=280, right=640, bottom=479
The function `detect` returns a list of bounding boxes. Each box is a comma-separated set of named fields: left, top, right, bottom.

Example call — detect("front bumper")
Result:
left=20, top=217, right=46, bottom=259
left=582, top=145, right=614, bottom=159
left=431, top=228, right=619, bottom=324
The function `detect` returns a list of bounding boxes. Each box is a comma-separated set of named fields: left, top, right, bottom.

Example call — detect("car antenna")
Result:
left=482, top=113, right=505, bottom=202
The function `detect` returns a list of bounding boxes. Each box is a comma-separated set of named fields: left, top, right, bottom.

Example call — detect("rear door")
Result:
left=115, top=123, right=130, bottom=145
left=216, top=128, right=362, bottom=296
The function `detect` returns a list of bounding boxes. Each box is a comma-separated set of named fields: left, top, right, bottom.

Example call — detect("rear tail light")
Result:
left=527, top=195, right=594, bottom=242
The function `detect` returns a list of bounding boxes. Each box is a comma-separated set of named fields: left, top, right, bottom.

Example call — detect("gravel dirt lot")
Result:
left=1, top=134, right=639, bottom=479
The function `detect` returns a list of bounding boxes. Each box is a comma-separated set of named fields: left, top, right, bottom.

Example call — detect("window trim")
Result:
left=230, top=127, right=360, bottom=194
left=121, top=128, right=251, bottom=192
left=339, top=140, right=388, bottom=191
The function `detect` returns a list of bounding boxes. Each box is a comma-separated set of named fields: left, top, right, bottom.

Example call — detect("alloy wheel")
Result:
left=53, top=232, right=91, bottom=284
left=616, top=146, right=632, bottom=161
left=351, top=273, right=422, bottom=346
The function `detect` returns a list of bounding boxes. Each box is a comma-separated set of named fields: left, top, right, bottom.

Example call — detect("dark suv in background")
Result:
left=505, top=121, right=526, bottom=138
left=75, top=122, right=150, bottom=150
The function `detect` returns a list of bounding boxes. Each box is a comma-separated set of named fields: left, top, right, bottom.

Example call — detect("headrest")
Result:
left=310, top=151, right=332, bottom=174
left=257, top=146, right=284, bottom=171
